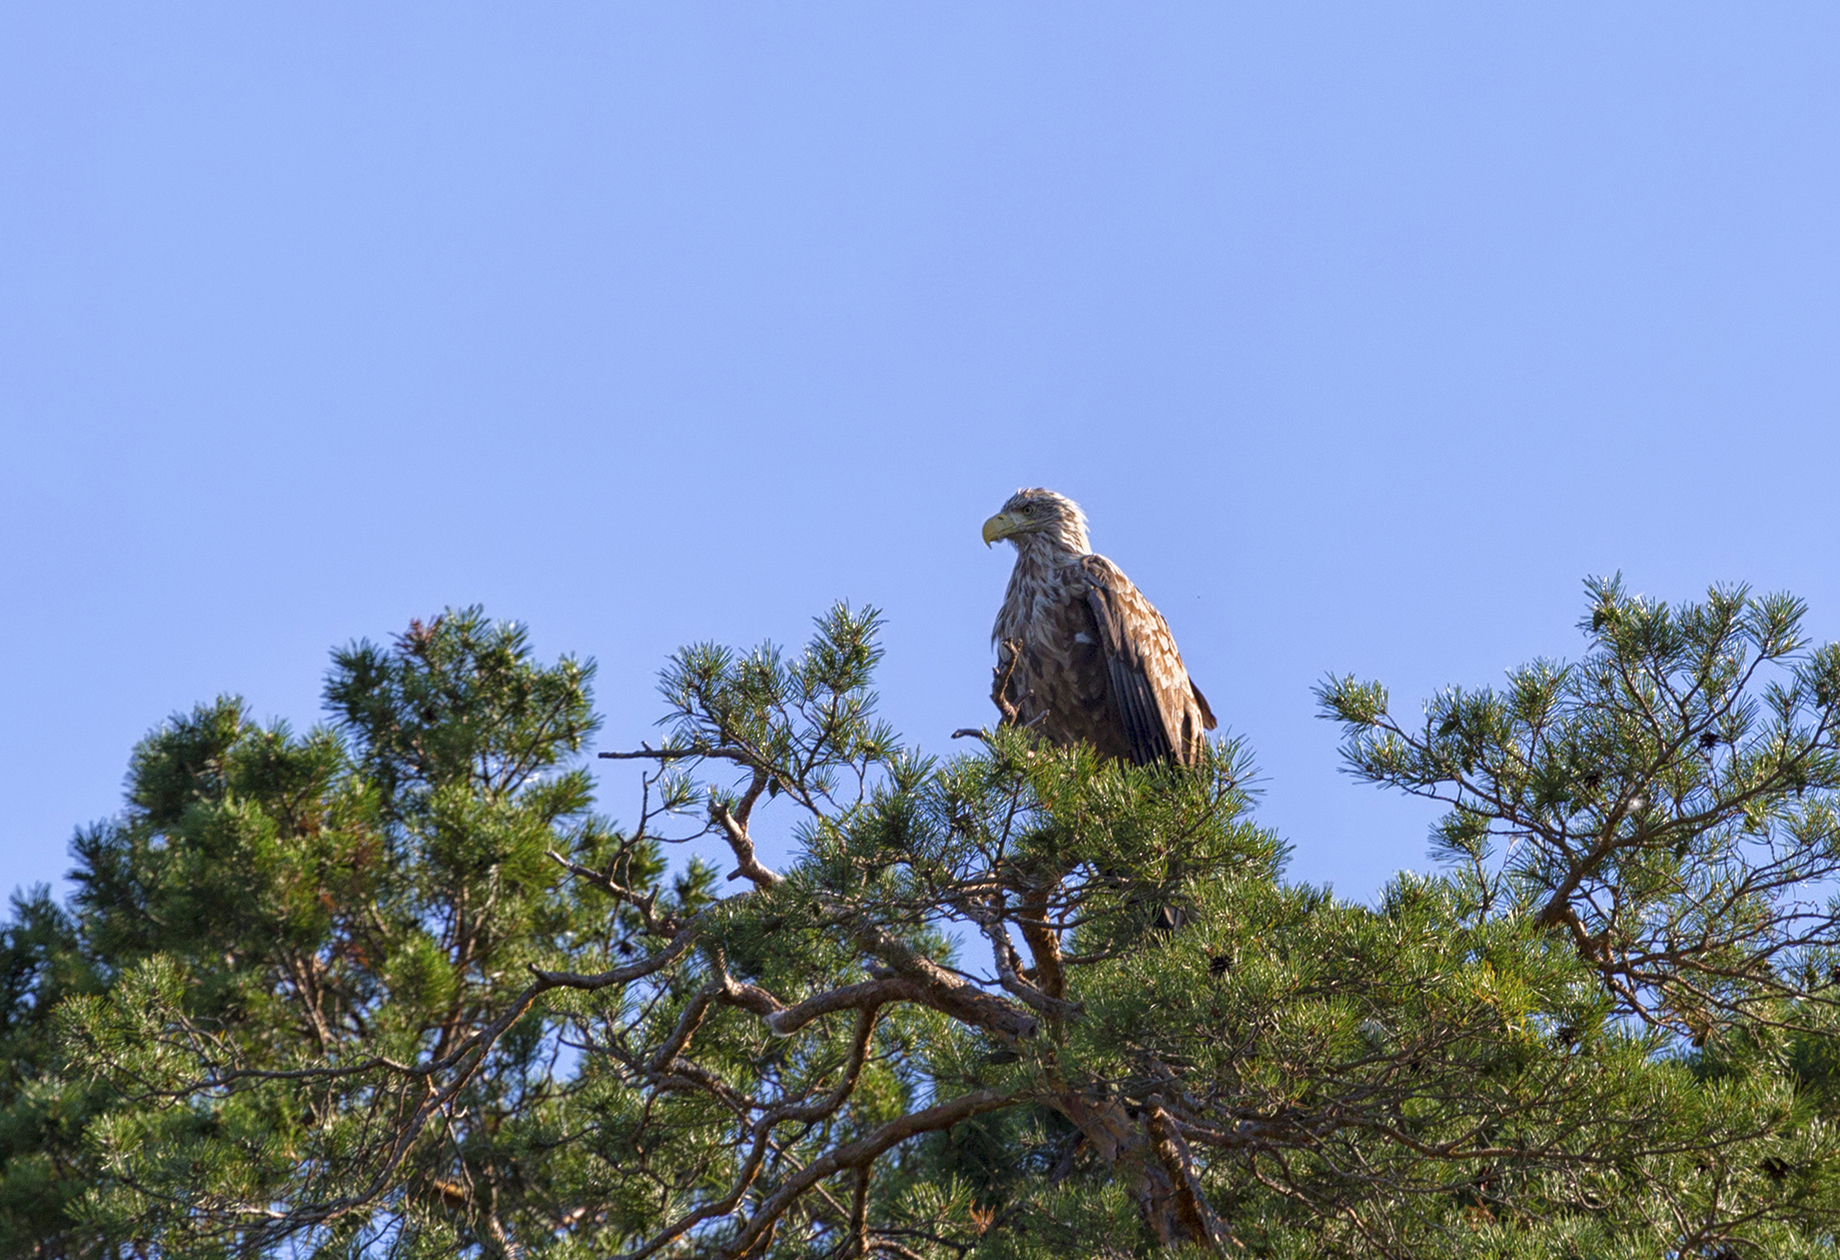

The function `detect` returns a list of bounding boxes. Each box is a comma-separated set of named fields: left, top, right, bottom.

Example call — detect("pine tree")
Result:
left=5, top=581, right=1840, bottom=1256
left=0, top=885, right=103, bottom=1256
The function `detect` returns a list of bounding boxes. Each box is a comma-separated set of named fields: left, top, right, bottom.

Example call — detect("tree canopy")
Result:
left=7, top=583, right=1840, bottom=1257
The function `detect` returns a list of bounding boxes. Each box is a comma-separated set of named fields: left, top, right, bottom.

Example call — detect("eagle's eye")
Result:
left=1021, top=503, right=1035, bottom=515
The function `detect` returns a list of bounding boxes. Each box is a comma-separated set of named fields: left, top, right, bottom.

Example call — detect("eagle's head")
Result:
left=981, top=488, right=1091, bottom=556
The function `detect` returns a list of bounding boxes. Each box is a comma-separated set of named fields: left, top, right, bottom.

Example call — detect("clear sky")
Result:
left=4, top=5, right=1838, bottom=903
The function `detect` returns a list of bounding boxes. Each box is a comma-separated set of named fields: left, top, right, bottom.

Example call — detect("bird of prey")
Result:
left=982, top=488, right=1216, bottom=765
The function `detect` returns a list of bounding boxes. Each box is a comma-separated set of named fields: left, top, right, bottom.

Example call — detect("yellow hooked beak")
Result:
left=981, top=512, right=1022, bottom=547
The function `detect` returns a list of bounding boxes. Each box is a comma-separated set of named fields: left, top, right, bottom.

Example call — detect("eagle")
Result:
left=982, top=488, right=1217, bottom=765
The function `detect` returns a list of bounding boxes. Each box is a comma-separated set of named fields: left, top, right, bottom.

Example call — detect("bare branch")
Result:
left=964, top=899, right=1079, bottom=1019
left=710, top=800, right=783, bottom=888
left=843, top=915, right=1038, bottom=1044
left=763, top=979, right=912, bottom=1037
left=527, top=920, right=700, bottom=991
left=716, top=1089, right=1020, bottom=1260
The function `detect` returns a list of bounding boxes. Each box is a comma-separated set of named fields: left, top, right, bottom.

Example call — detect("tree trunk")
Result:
left=1054, top=1092, right=1228, bottom=1252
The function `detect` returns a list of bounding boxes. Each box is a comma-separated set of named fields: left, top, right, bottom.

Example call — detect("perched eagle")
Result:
left=982, top=488, right=1217, bottom=765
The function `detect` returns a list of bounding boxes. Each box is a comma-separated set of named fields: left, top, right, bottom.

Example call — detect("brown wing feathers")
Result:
left=1081, top=565, right=1174, bottom=764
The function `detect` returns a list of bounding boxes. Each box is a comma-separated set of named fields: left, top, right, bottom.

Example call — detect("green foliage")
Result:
left=1318, top=576, right=1840, bottom=1043
left=5, top=583, right=1840, bottom=1257
left=2, top=609, right=637, bottom=1256
left=0, top=886, right=103, bottom=1256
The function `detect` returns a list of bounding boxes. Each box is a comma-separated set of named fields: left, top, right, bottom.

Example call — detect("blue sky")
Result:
left=4, top=5, right=1838, bottom=901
